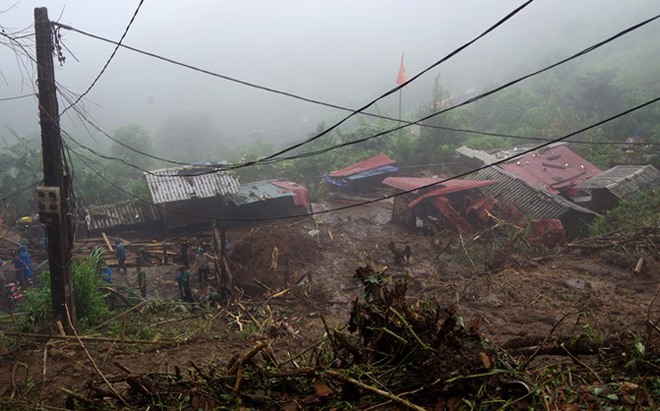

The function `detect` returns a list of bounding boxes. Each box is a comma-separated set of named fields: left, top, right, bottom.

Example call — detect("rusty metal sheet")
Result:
left=84, top=200, right=161, bottom=231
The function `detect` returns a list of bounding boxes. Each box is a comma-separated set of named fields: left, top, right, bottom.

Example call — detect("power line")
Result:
left=69, top=94, right=660, bottom=222
left=254, top=0, right=535, bottom=164
left=0, top=179, right=43, bottom=202
left=52, top=0, right=534, bottom=164
left=0, top=93, right=35, bottom=102
left=50, top=2, right=532, bottom=131
left=64, top=101, right=190, bottom=166
left=54, top=10, right=660, bottom=174
left=62, top=129, right=161, bottom=175
left=58, top=0, right=145, bottom=117
left=210, top=12, right=660, bottom=173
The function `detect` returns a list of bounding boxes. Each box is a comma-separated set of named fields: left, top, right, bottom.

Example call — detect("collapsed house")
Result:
left=226, top=180, right=311, bottom=219
left=383, top=177, right=499, bottom=234
left=325, top=153, right=398, bottom=201
left=578, top=165, right=660, bottom=213
left=465, top=167, right=599, bottom=240
left=144, top=165, right=239, bottom=229
left=83, top=200, right=162, bottom=236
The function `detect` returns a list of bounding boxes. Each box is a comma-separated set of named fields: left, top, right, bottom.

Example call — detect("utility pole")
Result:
left=34, top=7, right=76, bottom=330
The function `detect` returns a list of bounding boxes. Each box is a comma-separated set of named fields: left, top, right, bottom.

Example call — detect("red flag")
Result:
left=396, top=53, right=407, bottom=85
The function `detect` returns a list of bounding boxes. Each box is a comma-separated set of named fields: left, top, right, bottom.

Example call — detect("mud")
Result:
left=1, top=201, right=659, bottom=408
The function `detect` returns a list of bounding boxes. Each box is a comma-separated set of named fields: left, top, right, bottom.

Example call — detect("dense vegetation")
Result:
left=589, top=190, right=660, bottom=235
left=22, top=248, right=111, bottom=331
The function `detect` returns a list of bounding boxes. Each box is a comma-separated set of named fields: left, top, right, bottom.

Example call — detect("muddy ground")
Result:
left=0, top=200, right=658, bottom=408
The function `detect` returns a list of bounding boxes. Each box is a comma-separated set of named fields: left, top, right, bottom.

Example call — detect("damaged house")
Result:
left=465, top=166, right=599, bottom=240
left=144, top=165, right=239, bottom=229
left=83, top=200, right=162, bottom=236
left=226, top=180, right=311, bottom=220
left=383, top=177, right=499, bottom=234
left=578, top=165, right=660, bottom=213
left=325, top=153, right=398, bottom=201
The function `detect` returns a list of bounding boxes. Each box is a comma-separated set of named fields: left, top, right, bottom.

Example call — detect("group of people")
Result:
left=112, top=237, right=213, bottom=303
left=176, top=246, right=212, bottom=302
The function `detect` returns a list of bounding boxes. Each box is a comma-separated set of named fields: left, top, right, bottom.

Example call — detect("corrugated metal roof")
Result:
left=84, top=200, right=161, bottom=231
left=328, top=153, right=396, bottom=177
left=498, top=145, right=602, bottom=193
left=227, top=180, right=295, bottom=206
left=578, top=165, right=660, bottom=199
left=144, top=166, right=239, bottom=204
left=456, top=146, right=498, bottom=165
left=465, top=167, right=598, bottom=219
left=408, top=180, right=500, bottom=208
left=382, top=177, right=444, bottom=192
left=383, top=177, right=499, bottom=204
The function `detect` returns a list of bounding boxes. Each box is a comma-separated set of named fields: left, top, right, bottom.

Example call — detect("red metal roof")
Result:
left=271, top=180, right=311, bottom=210
left=408, top=180, right=500, bottom=208
left=382, top=177, right=444, bottom=192
left=329, top=153, right=396, bottom=177
left=498, top=145, right=601, bottom=194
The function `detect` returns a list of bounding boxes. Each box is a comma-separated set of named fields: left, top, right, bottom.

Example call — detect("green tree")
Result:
left=0, top=130, right=42, bottom=222
left=109, top=124, right=154, bottom=175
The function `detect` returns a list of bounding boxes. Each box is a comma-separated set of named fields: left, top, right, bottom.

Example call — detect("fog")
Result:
left=1, top=0, right=659, bottom=154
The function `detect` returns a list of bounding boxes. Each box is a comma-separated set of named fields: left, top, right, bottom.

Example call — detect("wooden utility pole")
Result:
left=34, top=7, right=76, bottom=330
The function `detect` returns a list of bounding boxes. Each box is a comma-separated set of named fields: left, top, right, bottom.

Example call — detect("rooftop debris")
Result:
left=83, top=200, right=161, bottom=233
left=384, top=177, right=501, bottom=234
left=465, top=166, right=597, bottom=220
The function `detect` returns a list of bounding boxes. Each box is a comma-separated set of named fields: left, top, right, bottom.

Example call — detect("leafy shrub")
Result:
left=22, top=247, right=111, bottom=332
left=589, top=190, right=660, bottom=235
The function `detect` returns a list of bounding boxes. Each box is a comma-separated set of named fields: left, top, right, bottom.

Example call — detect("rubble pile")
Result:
left=230, top=224, right=321, bottom=292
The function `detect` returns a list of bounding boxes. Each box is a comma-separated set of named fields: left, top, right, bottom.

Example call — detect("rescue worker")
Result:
left=115, top=238, right=127, bottom=274
left=195, top=247, right=210, bottom=285
left=102, top=266, right=112, bottom=284
left=136, top=264, right=147, bottom=298
left=176, top=266, right=193, bottom=302
left=13, top=253, right=26, bottom=288
left=180, top=239, right=190, bottom=268
left=18, top=244, right=33, bottom=285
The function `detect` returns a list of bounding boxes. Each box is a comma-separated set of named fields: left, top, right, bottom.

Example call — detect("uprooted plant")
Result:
left=63, top=264, right=530, bottom=410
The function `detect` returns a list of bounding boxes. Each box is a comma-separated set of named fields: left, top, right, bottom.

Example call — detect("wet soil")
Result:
left=1, top=201, right=658, bottom=407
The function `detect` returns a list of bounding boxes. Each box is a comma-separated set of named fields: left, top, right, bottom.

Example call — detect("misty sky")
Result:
left=1, top=0, right=659, bottom=150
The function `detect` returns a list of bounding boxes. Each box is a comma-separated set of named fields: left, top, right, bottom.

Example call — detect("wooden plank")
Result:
left=102, top=232, right=114, bottom=252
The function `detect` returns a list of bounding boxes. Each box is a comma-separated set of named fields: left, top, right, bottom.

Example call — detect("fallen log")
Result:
left=2, top=331, right=170, bottom=345
left=324, top=369, right=427, bottom=411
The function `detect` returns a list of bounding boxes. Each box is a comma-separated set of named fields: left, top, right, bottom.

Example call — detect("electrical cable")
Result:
left=0, top=93, right=35, bottom=102
left=207, top=12, right=660, bottom=174
left=68, top=94, right=660, bottom=222
left=58, top=0, right=145, bottom=117
left=55, top=12, right=660, bottom=176
left=52, top=0, right=534, bottom=164
left=1, top=180, right=43, bottom=202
